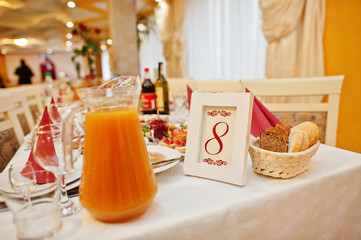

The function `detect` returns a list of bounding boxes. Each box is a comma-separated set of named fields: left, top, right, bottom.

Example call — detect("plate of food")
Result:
left=147, top=145, right=182, bottom=174
left=159, top=124, right=187, bottom=154
left=140, top=116, right=188, bottom=155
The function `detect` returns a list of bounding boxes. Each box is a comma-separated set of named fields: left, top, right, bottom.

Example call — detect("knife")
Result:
left=151, top=156, right=183, bottom=167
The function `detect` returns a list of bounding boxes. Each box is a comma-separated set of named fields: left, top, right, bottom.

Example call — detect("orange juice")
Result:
left=79, top=108, right=157, bottom=222
left=73, top=84, right=84, bottom=101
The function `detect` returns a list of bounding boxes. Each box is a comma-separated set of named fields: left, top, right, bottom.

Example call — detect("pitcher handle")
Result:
left=62, top=101, right=85, bottom=174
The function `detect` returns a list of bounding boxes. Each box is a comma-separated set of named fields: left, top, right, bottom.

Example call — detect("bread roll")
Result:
left=291, top=121, right=319, bottom=147
left=288, top=130, right=303, bottom=152
left=299, top=131, right=310, bottom=151
left=288, top=130, right=309, bottom=153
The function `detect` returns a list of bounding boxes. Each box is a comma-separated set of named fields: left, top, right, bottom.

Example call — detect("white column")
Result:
left=108, top=0, right=139, bottom=75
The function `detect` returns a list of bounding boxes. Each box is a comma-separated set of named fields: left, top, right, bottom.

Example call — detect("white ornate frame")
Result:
left=184, top=92, right=253, bottom=186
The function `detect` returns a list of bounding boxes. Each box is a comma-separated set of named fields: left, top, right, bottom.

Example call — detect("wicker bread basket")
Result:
left=248, top=138, right=320, bottom=179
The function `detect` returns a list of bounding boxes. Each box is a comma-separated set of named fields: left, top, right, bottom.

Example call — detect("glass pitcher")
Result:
left=63, top=76, right=158, bottom=222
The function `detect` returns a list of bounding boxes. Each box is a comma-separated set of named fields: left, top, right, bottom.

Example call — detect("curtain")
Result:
left=156, top=0, right=187, bottom=77
left=138, top=26, right=166, bottom=79
left=259, top=0, right=326, bottom=78
left=186, top=0, right=267, bottom=80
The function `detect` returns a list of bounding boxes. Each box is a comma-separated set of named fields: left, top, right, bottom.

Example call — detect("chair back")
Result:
left=192, top=79, right=244, bottom=92
left=2, top=89, right=35, bottom=135
left=167, top=78, right=194, bottom=90
left=242, top=75, right=344, bottom=146
left=19, top=84, right=44, bottom=122
left=0, top=93, right=23, bottom=172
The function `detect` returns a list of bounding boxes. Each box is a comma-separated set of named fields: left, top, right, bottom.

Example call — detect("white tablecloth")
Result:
left=1, top=144, right=361, bottom=240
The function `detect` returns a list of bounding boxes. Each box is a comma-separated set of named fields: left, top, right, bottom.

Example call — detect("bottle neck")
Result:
left=144, top=71, right=150, bottom=81
left=45, top=76, right=53, bottom=84
left=158, top=63, right=164, bottom=78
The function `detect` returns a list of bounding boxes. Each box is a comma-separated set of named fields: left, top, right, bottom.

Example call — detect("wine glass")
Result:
left=172, top=88, right=188, bottom=123
left=8, top=161, right=36, bottom=206
left=32, top=123, right=82, bottom=217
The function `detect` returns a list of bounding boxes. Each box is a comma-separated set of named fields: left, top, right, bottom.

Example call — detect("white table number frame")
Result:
left=184, top=92, right=253, bottom=186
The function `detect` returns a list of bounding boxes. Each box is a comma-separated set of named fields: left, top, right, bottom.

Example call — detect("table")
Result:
left=1, top=143, right=361, bottom=240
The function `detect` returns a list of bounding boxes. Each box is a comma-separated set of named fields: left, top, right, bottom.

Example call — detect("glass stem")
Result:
left=59, top=174, right=70, bottom=206
left=24, top=193, right=32, bottom=208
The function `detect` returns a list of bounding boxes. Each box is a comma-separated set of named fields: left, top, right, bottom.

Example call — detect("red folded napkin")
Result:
left=57, top=94, right=63, bottom=103
left=21, top=106, right=58, bottom=183
left=49, top=98, right=63, bottom=124
left=21, top=152, right=56, bottom=184
left=187, top=85, right=193, bottom=109
left=186, top=86, right=281, bottom=137
left=246, top=88, right=282, bottom=137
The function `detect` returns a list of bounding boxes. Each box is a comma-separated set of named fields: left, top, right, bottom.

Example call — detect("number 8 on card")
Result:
left=184, top=92, right=253, bottom=186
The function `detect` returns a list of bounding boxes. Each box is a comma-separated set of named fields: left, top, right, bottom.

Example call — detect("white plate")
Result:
left=23, top=132, right=33, bottom=144
left=147, top=145, right=181, bottom=174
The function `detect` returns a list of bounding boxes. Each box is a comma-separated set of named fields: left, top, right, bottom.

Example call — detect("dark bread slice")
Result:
left=259, top=126, right=288, bottom=152
left=276, top=124, right=291, bottom=138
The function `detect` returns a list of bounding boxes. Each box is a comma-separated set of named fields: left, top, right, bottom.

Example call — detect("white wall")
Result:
left=5, top=51, right=84, bottom=85
left=138, top=25, right=166, bottom=80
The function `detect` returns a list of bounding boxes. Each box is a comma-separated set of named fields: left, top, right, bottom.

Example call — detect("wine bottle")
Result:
left=155, top=62, right=169, bottom=114
left=141, top=68, right=157, bottom=114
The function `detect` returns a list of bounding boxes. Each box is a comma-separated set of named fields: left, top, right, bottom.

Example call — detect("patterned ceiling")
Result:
left=0, top=0, right=109, bottom=54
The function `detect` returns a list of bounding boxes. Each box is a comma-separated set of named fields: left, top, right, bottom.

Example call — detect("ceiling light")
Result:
left=100, top=44, right=107, bottom=51
left=66, top=33, right=73, bottom=39
left=107, top=39, right=112, bottom=45
left=1, top=49, right=7, bottom=55
left=14, top=38, right=28, bottom=46
left=137, top=23, right=147, bottom=32
left=66, top=46, right=72, bottom=52
left=66, top=41, right=72, bottom=47
left=155, top=0, right=162, bottom=2
left=66, top=21, right=74, bottom=28
left=67, top=1, right=76, bottom=8
left=47, top=48, right=53, bottom=54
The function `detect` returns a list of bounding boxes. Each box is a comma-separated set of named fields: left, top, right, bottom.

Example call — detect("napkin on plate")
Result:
left=246, top=88, right=282, bottom=137
left=49, top=97, right=62, bottom=124
left=21, top=106, right=58, bottom=183
left=187, top=85, right=193, bottom=109
left=21, top=152, right=56, bottom=184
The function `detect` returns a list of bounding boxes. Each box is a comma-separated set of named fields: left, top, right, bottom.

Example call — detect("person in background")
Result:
left=14, top=59, right=33, bottom=85
left=40, top=54, right=56, bottom=81
left=0, top=75, right=6, bottom=88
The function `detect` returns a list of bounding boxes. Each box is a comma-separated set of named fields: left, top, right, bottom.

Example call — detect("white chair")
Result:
left=167, top=78, right=194, bottom=98
left=1, top=89, right=35, bottom=135
left=192, top=79, right=244, bottom=92
left=241, top=75, right=344, bottom=146
left=0, top=93, right=27, bottom=144
left=0, top=93, right=24, bottom=172
left=19, top=84, right=45, bottom=123
left=167, top=78, right=195, bottom=90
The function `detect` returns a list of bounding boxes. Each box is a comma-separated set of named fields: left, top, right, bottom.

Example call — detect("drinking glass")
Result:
left=49, top=101, right=85, bottom=140
left=172, top=88, right=188, bottom=123
left=8, top=162, right=36, bottom=206
left=0, top=170, right=62, bottom=240
left=32, top=123, right=82, bottom=217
